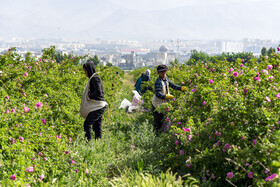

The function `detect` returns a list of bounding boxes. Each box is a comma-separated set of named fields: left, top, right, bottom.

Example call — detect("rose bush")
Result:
left=0, top=47, right=123, bottom=185
left=136, top=52, right=280, bottom=186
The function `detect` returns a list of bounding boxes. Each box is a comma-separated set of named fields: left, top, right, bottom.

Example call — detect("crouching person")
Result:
left=151, top=65, right=186, bottom=134
left=80, top=62, right=107, bottom=141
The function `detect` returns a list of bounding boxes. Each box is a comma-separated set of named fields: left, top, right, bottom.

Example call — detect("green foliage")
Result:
left=268, top=47, right=276, bottom=56
left=131, top=49, right=280, bottom=186
left=188, top=50, right=254, bottom=65
left=170, top=58, right=179, bottom=67
left=2, top=45, right=280, bottom=186
left=110, top=169, right=199, bottom=187
left=87, top=55, right=100, bottom=66
left=261, top=47, right=268, bottom=56
left=0, top=46, right=123, bottom=185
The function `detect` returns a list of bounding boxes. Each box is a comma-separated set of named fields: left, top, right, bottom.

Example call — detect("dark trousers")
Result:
left=152, top=105, right=164, bottom=132
left=84, top=106, right=106, bottom=141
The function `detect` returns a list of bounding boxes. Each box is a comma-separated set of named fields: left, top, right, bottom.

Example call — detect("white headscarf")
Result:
left=145, top=69, right=151, bottom=76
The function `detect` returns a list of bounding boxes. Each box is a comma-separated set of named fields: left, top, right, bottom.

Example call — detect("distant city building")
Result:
left=1, top=37, right=279, bottom=69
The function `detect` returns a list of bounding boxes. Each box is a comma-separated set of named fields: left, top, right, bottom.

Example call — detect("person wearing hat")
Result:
left=135, top=69, right=151, bottom=94
left=151, top=64, right=187, bottom=133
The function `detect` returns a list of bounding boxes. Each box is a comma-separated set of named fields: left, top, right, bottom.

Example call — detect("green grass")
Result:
left=43, top=72, right=188, bottom=186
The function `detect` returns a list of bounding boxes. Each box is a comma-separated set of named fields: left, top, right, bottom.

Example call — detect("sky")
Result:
left=0, top=0, right=279, bottom=41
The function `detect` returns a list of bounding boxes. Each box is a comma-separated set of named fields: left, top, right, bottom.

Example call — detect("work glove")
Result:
left=181, top=86, right=187, bottom=91
left=165, top=94, right=174, bottom=99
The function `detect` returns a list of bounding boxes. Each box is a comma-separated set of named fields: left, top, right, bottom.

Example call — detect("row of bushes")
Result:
left=134, top=50, right=280, bottom=186
left=0, top=47, right=123, bottom=185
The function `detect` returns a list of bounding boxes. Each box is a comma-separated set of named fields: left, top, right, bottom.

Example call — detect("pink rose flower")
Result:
left=56, top=134, right=62, bottom=139
left=202, top=101, right=206, bottom=105
left=227, top=172, right=233, bottom=179
left=276, top=93, right=280, bottom=99
left=19, top=137, right=24, bottom=141
left=252, top=139, right=257, bottom=145
left=228, top=68, right=234, bottom=73
left=24, top=73, right=28, bottom=76
left=26, top=166, right=34, bottom=172
left=179, top=150, right=184, bottom=155
left=23, top=107, right=30, bottom=113
left=254, top=77, right=260, bottom=81
left=10, top=174, right=16, bottom=180
left=248, top=172, right=253, bottom=178
left=209, top=79, right=214, bottom=84
left=175, top=140, right=179, bottom=145
left=36, top=102, right=43, bottom=108
left=86, top=169, right=89, bottom=174
left=266, top=96, right=271, bottom=103
left=223, top=143, right=231, bottom=152
left=216, top=140, right=220, bottom=146
left=267, top=65, right=273, bottom=70
left=42, top=118, right=46, bottom=125
left=233, top=72, right=238, bottom=77
left=261, top=69, right=268, bottom=75
left=265, top=173, right=278, bottom=181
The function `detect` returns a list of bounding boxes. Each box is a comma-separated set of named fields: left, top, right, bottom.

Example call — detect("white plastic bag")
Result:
left=131, top=90, right=144, bottom=106
left=119, top=99, right=132, bottom=109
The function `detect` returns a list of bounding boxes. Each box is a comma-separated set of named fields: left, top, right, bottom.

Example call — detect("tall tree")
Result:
left=267, top=47, right=276, bottom=56
left=261, top=47, right=267, bottom=56
left=87, top=55, right=100, bottom=66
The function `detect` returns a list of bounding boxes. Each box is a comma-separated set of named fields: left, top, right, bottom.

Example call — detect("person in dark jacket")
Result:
left=81, top=62, right=107, bottom=141
left=135, top=69, right=151, bottom=94
left=151, top=65, right=186, bottom=133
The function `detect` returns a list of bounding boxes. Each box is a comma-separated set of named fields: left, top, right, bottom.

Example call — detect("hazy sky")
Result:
left=0, top=0, right=279, bottom=41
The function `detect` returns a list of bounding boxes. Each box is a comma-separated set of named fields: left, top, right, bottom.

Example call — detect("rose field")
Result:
left=0, top=47, right=280, bottom=186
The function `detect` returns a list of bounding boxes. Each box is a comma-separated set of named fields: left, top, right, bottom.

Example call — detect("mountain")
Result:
left=0, top=0, right=279, bottom=41
left=78, top=1, right=280, bottom=41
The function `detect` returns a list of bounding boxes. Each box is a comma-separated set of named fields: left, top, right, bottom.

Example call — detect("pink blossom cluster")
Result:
left=35, top=102, right=43, bottom=108
left=182, top=127, right=191, bottom=133
left=223, top=143, right=231, bottom=152
left=228, top=68, right=234, bottom=73
left=227, top=172, right=233, bottom=179
left=26, top=166, right=34, bottom=172
left=265, top=173, right=278, bottom=181
left=10, top=174, right=16, bottom=180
